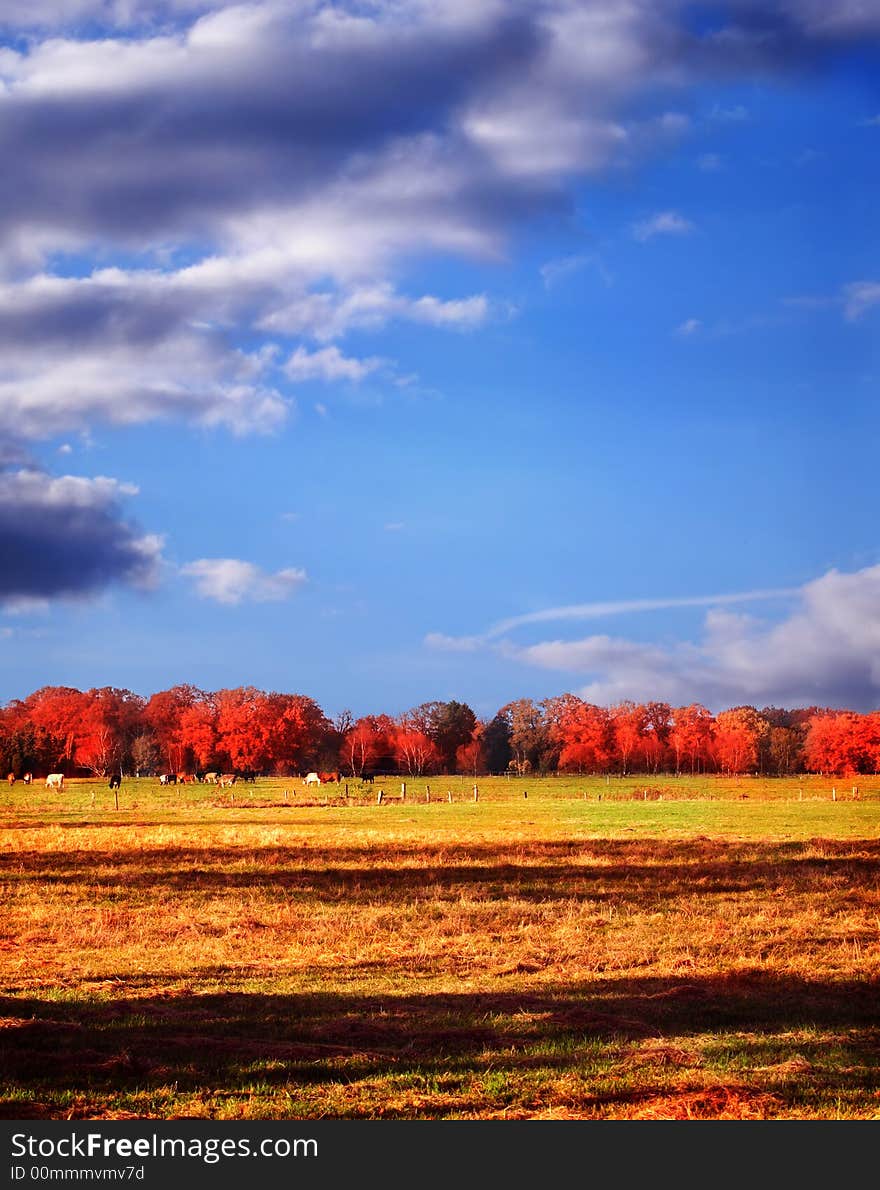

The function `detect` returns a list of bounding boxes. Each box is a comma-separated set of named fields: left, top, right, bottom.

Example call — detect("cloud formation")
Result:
left=2, top=1, right=879, bottom=617
left=0, top=467, right=162, bottom=604
left=427, top=565, right=880, bottom=711
left=285, top=346, right=385, bottom=384
left=632, top=211, right=695, bottom=242
left=2, top=0, right=876, bottom=448
left=180, top=558, right=307, bottom=604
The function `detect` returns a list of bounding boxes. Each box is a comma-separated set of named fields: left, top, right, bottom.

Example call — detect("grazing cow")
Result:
left=238, top=770, right=257, bottom=783
left=22, top=773, right=32, bottom=785
left=361, top=773, right=374, bottom=784
left=217, top=773, right=237, bottom=788
left=45, top=773, right=64, bottom=790
left=177, top=773, right=195, bottom=784
left=159, top=773, right=177, bottom=786
left=7, top=772, right=14, bottom=786
left=303, top=772, right=321, bottom=787
left=318, top=771, right=340, bottom=784
left=203, top=772, right=219, bottom=784
left=109, top=775, right=121, bottom=791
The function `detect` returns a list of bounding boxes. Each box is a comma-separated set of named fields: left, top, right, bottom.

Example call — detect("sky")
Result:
left=1, top=0, right=879, bottom=719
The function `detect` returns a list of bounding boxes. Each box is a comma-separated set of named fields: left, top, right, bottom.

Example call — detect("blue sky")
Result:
left=1, top=1, right=879, bottom=717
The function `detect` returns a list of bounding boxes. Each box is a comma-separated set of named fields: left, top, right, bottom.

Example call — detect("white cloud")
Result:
left=842, top=281, right=880, bottom=320
left=424, top=631, right=486, bottom=653
left=632, top=210, right=695, bottom=242
left=259, top=282, right=489, bottom=341
left=540, top=254, right=590, bottom=288
left=429, top=565, right=880, bottom=711
left=675, top=318, right=702, bottom=336
left=484, top=587, right=795, bottom=639
left=181, top=557, right=307, bottom=604
left=0, top=0, right=876, bottom=456
left=0, top=270, right=288, bottom=438
left=285, top=345, right=384, bottom=384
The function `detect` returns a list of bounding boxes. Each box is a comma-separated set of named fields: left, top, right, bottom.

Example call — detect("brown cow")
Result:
left=217, top=774, right=237, bottom=788
left=7, top=772, right=15, bottom=786
left=319, top=771, right=340, bottom=784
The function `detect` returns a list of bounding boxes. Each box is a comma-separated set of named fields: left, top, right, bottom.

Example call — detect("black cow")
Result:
left=109, top=775, right=121, bottom=790
left=361, top=773, right=374, bottom=784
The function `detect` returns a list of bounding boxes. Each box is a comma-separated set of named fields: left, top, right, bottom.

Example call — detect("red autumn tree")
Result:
left=713, top=706, right=768, bottom=775
left=545, top=695, right=613, bottom=773
left=23, top=686, right=90, bottom=768
left=610, top=701, right=648, bottom=774
left=642, top=701, right=672, bottom=773
left=669, top=704, right=715, bottom=774
left=393, top=724, right=440, bottom=775
left=176, top=697, right=218, bottom=770
left=264, top=692, right=332, bottom=773
left=213, top=687, right=275, bottom=771
left=143, top=685, right=205, bottom=772
left=456, top=721, right=487, bottom=776
left=76, top=687, right=144, bottom=776
left=341, top=715, right=396, bottom=777
left=804, top=712, right=865, bottom=775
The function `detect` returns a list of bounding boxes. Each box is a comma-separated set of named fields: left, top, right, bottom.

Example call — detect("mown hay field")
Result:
left=2, top=774, right=879, bottom=1120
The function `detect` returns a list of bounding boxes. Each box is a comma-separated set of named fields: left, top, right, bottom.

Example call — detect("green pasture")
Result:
left=2, top=772, right=879, bottom=1119
left=2, top=772, right=877, bottom=841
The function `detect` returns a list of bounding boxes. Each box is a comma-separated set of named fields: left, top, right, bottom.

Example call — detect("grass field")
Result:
left=2, top=773, right=879, bottom=1120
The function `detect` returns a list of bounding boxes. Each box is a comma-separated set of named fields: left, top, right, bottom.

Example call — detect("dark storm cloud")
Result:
left=0, top=468, right=162, bottom=602
left=0, top=7, right=545, bottom=248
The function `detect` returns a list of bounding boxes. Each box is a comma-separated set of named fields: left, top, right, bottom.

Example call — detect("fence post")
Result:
left=401, top=782, right=406, bottom=801
left=425, top=785, right=430, bottom=802
left=832, top=787, right=836, bottom=802
left=377, top=789, right=384, bottom=805
left=447, top=790, right=453, bottom=803
left=473, top=784, right=478, bottom=802
left=114, top=788, right=119, bottom=811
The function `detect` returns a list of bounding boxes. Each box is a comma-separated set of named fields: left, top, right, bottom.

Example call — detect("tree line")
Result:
left=0, top=685, right=876, bottom=779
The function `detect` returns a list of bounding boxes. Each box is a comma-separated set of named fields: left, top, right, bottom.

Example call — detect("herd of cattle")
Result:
left=6, top=769, right=371, bottom=790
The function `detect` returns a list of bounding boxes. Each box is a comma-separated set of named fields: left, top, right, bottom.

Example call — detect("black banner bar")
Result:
left=0, top=1120, right=871, bottom=1190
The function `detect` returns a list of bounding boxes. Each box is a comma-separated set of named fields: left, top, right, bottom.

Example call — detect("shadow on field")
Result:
left=1, top=972, right=879, bottom=1117
left=4, top=838, right=880, bottom=905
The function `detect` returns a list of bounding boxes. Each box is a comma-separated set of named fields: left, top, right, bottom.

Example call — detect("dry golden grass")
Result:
left=1, top=776, right=879, bottom=1120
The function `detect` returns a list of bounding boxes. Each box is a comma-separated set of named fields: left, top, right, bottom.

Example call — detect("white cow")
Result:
left=45, top=773, right=64, bottom=790
left=303, top=772, right=320, bottom=787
